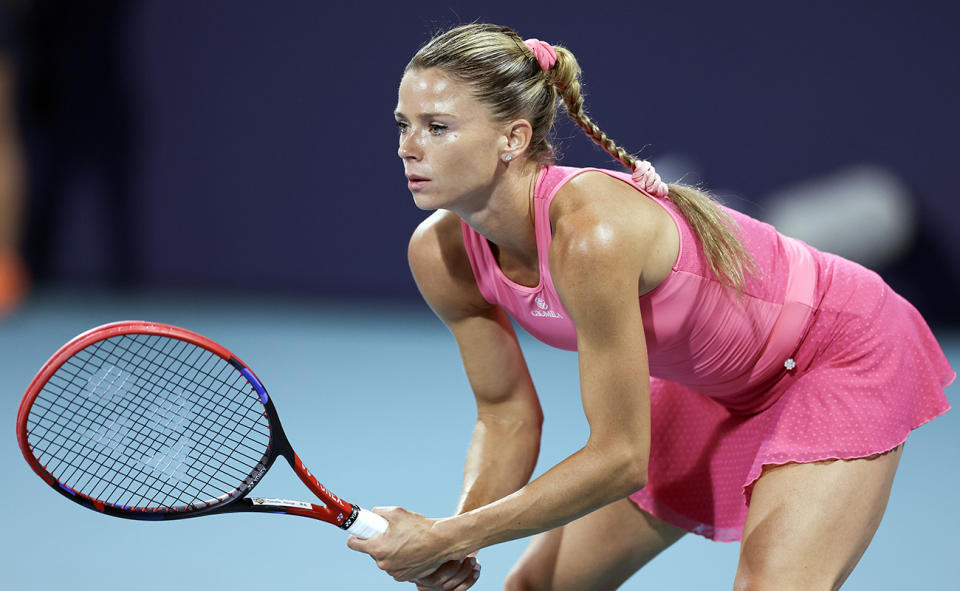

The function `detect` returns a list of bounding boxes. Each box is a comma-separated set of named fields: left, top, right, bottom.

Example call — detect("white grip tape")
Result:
left=345, top=507, right=388, bottom=538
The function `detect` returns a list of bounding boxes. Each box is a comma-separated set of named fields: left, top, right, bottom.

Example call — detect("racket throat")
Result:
left=340, top=504, right=361, bottom=531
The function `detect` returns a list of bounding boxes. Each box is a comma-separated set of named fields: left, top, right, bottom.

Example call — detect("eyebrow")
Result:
left=394, top=111, right=455, bottom=119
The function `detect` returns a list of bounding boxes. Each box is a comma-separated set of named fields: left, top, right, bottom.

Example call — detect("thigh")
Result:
left=505, top=497, right=686, bottom=591
left=736, top=445, right=903, bottom=591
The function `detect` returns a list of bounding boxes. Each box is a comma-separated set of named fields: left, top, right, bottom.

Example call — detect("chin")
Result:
left=411, top=189, right=445, bottom=211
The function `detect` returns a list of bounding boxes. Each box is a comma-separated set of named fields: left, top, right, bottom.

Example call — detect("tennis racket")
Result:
left=16, top=320, right=387, bottom=538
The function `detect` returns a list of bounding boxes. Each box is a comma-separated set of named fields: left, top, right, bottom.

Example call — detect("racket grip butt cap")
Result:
left=345, top=507, right=388, bottom=538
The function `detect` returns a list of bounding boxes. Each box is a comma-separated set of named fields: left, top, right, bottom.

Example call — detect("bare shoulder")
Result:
left=548, top=170, right=678, bottom=293
left=408, top=210, right=490, bottom=322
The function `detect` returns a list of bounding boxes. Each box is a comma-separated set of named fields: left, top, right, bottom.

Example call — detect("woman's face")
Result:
left=395, top=68, right=507, bottom=211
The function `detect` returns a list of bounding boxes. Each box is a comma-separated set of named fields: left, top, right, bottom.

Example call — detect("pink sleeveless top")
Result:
left=460, top=166, right=819, bottom=414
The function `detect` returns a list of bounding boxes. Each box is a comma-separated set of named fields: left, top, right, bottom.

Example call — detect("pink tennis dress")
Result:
left=460, top=165, right=954, bottom=542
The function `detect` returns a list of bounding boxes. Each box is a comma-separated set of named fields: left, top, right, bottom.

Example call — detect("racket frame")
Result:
left=16, top=321, right=364, bottom=530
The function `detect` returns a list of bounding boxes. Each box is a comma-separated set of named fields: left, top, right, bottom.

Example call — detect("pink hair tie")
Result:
left=632, top=159, right=670, bottom=198
left=523, top=38, right=557, bottom=71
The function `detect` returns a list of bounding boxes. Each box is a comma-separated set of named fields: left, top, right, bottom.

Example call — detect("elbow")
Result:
left=610, top=453, right=647, bottom=497
left=626, top=442, right=649, bottom=491
left=591, top=440, right=648, bottom=495
left=616, top=445, right=649, bottom=493
left=624, top=459, right=648, bottom=493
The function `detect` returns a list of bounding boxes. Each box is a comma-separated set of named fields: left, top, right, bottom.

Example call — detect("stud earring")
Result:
left=504, top=154, right=513, bottom=162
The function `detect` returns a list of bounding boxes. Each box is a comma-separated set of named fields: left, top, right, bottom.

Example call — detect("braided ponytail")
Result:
left=550, top=47, right=637, bottom=170
left=549, top=45, right=755, bottom=291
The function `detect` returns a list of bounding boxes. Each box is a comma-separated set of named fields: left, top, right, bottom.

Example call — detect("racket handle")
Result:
left=345, top=506, right=388, bottom=538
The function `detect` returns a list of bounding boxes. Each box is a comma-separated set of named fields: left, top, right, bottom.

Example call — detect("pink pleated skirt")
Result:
left=629, top=252, right=954, bottom=542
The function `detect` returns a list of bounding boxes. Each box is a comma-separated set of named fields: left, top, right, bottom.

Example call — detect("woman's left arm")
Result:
left=349, top=184, right=656, bottom=583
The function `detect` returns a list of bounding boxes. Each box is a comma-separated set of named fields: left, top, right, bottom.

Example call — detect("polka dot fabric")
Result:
left=629, top=250, right=954, bottom=541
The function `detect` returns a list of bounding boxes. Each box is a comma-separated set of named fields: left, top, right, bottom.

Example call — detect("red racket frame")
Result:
left=16, top=321, right=362, bottom=529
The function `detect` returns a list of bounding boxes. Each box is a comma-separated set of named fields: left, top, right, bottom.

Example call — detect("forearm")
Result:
left=441, top=438, right=647, bottom=557
left=455, top=409, right=541, bottom=515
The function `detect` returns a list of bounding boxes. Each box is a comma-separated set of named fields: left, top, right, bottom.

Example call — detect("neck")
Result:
left=453, top=161, right=542, bottom=267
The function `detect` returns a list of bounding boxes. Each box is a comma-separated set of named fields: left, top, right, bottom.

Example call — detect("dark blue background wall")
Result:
left=11, top=1, right=959, bottom=317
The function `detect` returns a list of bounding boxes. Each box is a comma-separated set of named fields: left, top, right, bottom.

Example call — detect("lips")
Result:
left=406, top=173, right=430, bottom=190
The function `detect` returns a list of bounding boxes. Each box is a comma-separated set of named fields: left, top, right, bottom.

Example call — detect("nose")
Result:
left=398, top=129, right=422, bottom=161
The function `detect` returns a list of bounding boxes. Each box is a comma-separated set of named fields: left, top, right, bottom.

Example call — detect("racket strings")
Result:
left=32, top=342, right=213, bottom=506
left=32, top=336, right=267, bottom=509
left=58, top=337, right=206, bottom=501
left=33, top=337, right=203, bottom=499
left=26, top=333, right=272, bottom=512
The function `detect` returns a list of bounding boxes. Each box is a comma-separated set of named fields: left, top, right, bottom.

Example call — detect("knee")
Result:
left=733, top=555, right=841, bottom=591
left=733, top=574, right=836, bottom=591
left=503, top=563, right=549, bottom=591
left=733, top=571, right=789, bottom=591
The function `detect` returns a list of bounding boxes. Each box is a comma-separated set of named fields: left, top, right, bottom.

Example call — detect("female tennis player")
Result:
left=347, top=23, right=954, bottom=590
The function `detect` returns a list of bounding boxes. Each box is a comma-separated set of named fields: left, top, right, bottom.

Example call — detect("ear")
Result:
left=500, top=118, right=533, bottom=161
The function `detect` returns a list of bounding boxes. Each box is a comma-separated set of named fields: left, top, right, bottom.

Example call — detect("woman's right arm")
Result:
left=406, top=211, right=542, bottom=590
left=408, top=210, right=544, bottom=515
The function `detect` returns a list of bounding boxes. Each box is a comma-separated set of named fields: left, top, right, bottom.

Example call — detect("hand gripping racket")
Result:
left=16, top=321, right=387, bottom=538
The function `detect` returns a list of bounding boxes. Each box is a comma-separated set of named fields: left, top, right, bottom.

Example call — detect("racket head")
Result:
left=16, top=321, right=282, bottom=520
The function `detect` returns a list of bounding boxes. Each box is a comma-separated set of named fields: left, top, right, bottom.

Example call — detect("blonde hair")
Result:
left=408, top=24, right=755, bottom=291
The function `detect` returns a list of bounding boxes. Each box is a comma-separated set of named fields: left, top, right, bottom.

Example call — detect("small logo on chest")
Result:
left=531, top=296, right=563, bottom=319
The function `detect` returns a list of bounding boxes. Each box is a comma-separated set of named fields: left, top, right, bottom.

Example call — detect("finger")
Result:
left=451, top=575, right=479, bottom=591
left=420, top=557, right=478, bottom=591
left=371, top=505, right=400, bottom=517
left=451, top=565, right=481, bottom=591
left=414, top=561, right=457, bottom=587
left=442, top=557, right=480, bottom=590
left=388, top=567, right=422, bottom=583
left=417, top=559, right=465, bottom=586
left=346, top=535, right=368, bottom=553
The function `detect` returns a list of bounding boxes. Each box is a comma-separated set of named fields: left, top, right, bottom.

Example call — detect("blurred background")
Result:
left=1, top=1, right=957, bottom=590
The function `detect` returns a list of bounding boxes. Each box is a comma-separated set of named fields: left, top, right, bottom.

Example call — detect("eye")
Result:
left=396, top=120, right=409, bottom=134
left=429, top=123, right=448, bottom=135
